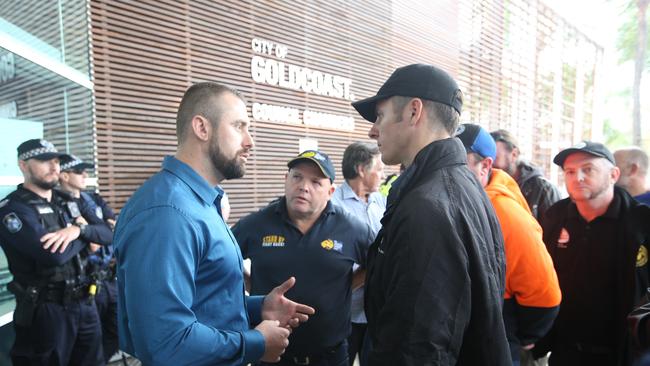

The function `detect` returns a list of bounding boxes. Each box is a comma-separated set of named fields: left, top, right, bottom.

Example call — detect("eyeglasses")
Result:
left=68, top=169, right=86, bottom=175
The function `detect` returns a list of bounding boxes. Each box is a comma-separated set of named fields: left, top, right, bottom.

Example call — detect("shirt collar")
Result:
left=162, top=156, right=221, bottom=206
left=340, top=181, right=362, bottom=201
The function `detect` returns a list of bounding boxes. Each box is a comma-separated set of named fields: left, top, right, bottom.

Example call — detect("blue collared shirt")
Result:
left=114, top=156, right=265, bottom=366
left=331, top=181, right=386, bottom=323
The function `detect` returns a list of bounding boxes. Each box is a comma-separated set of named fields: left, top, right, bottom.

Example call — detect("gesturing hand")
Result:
left=262, top=277, right=316, bottom=329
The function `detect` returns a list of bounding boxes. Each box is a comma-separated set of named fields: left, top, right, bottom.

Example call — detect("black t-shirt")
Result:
left=232, top=198, right=373, bottom=355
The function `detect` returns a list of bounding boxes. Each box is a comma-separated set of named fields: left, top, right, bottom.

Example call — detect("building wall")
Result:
left=90, top=0, right=460, bottom=222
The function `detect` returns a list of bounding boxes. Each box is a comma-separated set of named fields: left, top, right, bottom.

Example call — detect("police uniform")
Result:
left=232, top=198, right=373, bottom=366
left=0, top=140, right=112, bottom=366
left=61, top=154, right=119, bottom=363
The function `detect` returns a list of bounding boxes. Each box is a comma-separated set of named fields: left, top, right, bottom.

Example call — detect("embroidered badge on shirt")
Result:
left=262, top=235, right=286, bottom=247
left=637, top=245, right=648, bottom=267
left=3, top=213, right=22, bottom=233
left=557, top=228, right=570, bottom=248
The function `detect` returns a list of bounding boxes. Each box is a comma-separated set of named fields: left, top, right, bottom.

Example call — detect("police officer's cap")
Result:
left=60, top=154, right=94, bottom=172
left=17, top=139, right=64, bottom=161
left=288, top=150, right=336, bottom=182
left=553, top=141, right=616, bottom=168
left=351, top=63, right=463, bottom=123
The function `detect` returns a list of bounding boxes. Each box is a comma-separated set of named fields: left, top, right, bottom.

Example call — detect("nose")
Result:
left=243, top=127, right=255, bottom=149
left=576, top=170, right=585, bottom=182
left=368, top=124, right=379, bottom=140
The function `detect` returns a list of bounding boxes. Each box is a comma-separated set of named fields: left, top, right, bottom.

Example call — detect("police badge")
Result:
left=3, top=212, right=23, bottom=233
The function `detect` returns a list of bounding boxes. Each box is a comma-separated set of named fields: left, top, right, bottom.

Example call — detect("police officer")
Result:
left=0, top=139, right=113, bottom=365
left=58, top=154, right=119, bottom=363
left=534, top=141, right=650, bottom=365
left=233, top=150, right=374, bottom=366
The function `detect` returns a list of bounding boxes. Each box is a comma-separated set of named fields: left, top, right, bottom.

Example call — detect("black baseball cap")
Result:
left=60, top=154, right=94, bottom=172
left=17, top=139, right=65, bottom=161
left=351, top=63, right=463, bottom=122
left=287, top=150, right=336, bottom=182
left=553, top=141, right=616, bottom=168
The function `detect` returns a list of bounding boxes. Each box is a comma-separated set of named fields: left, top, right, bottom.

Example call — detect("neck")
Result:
left=287, top=204, right=327, bottom=235
left=61, top=185, right=81, bottom=198
left=627, top=179, right=648, bottom=197
left=347, top=179, right=369, bottom=202
left=23, top=182, right=53, bottom=201
left=405, top=128, right=450, bottom=166
left=575, top=189, right=614, bottom=222
left=176, top=144, right=223, bottom=187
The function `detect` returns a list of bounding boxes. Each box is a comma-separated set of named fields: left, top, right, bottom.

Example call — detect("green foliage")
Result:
left=616, top=0, right=650, bottom=68
left=603, top=118, right=632, bottom=148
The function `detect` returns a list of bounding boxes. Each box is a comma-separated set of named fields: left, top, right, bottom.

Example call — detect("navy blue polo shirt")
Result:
left=232, top=198, right=373, bottom=355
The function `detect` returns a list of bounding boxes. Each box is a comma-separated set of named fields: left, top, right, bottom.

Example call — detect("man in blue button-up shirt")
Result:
left=114, top=82, right=315, bottom=366
left=331, top=142, right=386, bottom=366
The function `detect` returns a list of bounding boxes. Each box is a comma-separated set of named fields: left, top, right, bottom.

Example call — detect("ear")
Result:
left=611, top=166, right=621, bottom=184
left=17, top=159, right=28, bottom=174
left=59, top=171, right=69, bottom=183
left=356, top=164, right=366, bottom=178
left=408, top=98, right=424, bottom=125
left=630, top=163, right=639, bottom=176
left=327, top=183, right=335, bottom=196
left=481, top=157, right=493, bottom=176
left=190, top=115, right=211, bottom=142
left=512, top=147, right=520, bottom=160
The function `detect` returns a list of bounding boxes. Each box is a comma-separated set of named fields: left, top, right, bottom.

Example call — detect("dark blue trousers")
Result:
left=95, top=279, right=118, bottom=362
left=11, top=300, right=104, bottom=366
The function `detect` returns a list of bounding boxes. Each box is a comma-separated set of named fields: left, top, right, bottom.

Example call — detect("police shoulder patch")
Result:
left=0, top=199, right=8, bottom=209
left=3, top=212, right=23, bottom=233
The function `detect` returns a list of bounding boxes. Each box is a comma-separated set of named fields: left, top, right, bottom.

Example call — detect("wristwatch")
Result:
left=74, top=222, right=87, bottom=237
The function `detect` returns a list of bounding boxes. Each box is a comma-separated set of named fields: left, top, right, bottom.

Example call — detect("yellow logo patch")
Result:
left=321, top=239, right=334, bottom=250
left=637, top=245, right=648, bottom=267
left=262, top=235, right=286, bottom=248
left=300, top=151, right=316, bottom=158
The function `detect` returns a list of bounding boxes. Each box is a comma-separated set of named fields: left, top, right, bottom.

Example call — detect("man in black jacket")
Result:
left=352, top=63, right=511, bottom=366
left=535, top=141, right=650, bottom=366
left=490, top=129, right=561, bottom=221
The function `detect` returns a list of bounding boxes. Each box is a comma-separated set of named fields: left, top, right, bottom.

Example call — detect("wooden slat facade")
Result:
left=90, top=0, right=603, bottom=222
left=90, top=0, right=459, bottom=223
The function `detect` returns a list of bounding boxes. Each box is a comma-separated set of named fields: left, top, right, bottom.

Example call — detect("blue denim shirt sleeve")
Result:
left=247, top=295, right=265, bottom=325
left=116, top=205, right=263, bottom=365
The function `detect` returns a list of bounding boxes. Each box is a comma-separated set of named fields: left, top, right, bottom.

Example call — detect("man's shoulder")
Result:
left=237, top=200, right=279, bottom=226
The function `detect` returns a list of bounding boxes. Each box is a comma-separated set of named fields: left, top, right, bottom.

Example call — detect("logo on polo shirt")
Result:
left=637, top=245, right=648, bottom=267
left=557, top=228, right=570, bottom=249
left=321, top=239, right=343, bottom=252
left=262, top=235, right=286, bottom=247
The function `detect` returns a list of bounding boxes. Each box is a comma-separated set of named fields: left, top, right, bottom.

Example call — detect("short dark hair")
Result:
left=176, top=82, right=245, bottom=141
left=392, top=93, right=462, bottom=135
left=342, top=142, right=380, bottom=180
left=490, top=129, right=519, bottom=152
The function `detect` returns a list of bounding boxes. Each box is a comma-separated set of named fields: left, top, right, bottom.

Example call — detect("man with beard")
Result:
left=533, top=141, right=650, bottom=366
left=0, top=139, right=113, bottom=365
left=490, top=129, right=561, bottom=222
left=352, top=63, right=510, bottom=365
left=113, top=82, right=315, bottom=365
left=232, top=150, right=373, bottom=366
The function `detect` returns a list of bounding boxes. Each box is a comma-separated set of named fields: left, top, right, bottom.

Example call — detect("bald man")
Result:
left=614, top=147, right=650, bottom=205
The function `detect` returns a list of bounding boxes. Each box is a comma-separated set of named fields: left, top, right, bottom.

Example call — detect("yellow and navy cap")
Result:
left=17, top=139, right=64, bottom=161
left=287, top=150, right=336, bottom=182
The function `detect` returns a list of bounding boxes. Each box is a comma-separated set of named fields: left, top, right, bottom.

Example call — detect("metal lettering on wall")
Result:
left=250, top=38, right=353, bottom=101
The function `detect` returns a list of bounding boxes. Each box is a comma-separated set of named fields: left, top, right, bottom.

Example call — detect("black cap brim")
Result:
left=351, top=94, right=391, bottom=123
left=30, top=152, right=65, bottom=161
left=553, top=149, right=611, bottom=167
